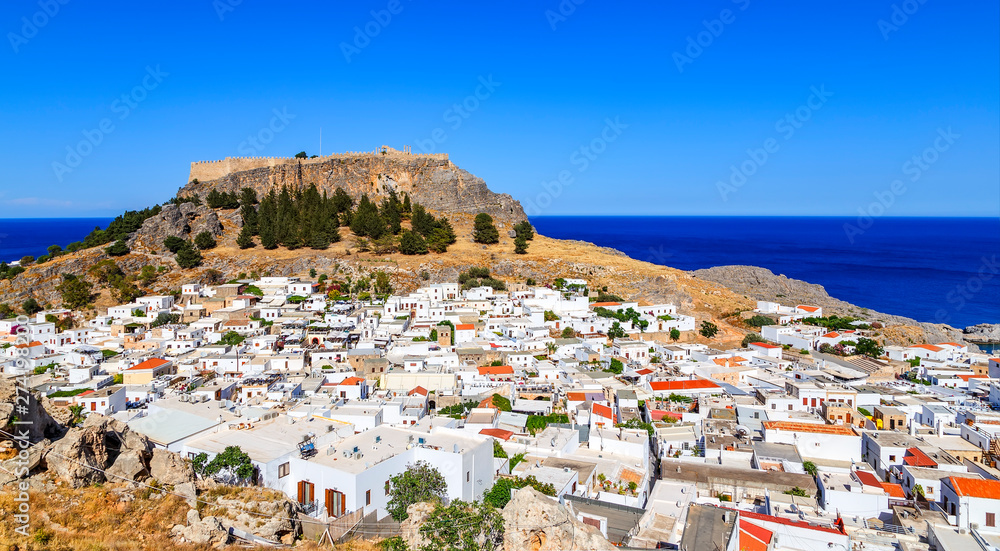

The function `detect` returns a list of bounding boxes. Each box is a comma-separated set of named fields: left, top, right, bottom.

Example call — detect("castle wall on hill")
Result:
left=189, top=147, right=448, bottom=183
left=179, top=147, right=526, bottom=224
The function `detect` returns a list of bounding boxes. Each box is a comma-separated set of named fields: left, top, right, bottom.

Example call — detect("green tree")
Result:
left=387, top=461, right=447, bottom=521
left=175, top=242, right=203, bottom=269
left=417, top=501, right=505, bottom=551
left=741, top=332, right=765, bottom=347
left=514, top=235, right=528, bottom=254
left=493, top=440, right=507, bottom=458
left=608, top=321, right=625, bottom=340
left=20, top=256, right=34, bottom=266
left=699, top=321, right=719, bottom=339
left=783, top=486, right=808, bottom=497
left=203, top=446, right=255, bottom=485
left=294, top=151, right=307, bottom=158
left=105, top=238, right=130, bottom=257
left=0, top=304, right=14, bottom=318
left=803, top=461, right=818, bottom=477
left=22, top=298, right=42, bottom=315
left=67, top=404, right=85, bottom=427
left=670, top=328, right=681, bottom=341
left=57, top=274, right=95, bottom=309
left=513, top=220, right=534, bottom=240
left=47, top=244, right=63, bottom=257
left=194, top=231, right=217, bottom=250
left=236, top=225, right=255, bottom=249
left=400, top=231, right=428, bottom=255
left=163, top=236, right=187, bottom=253
left=491, top=394, right=512, bottom=412
left=218, top=331, right=245, bottom=346
left=913, top=484, right=925, bottom=500
left=607, top=358, right=624, bottom=374
left=482, top=476, right=556, bottom=509
left=855, top=337, right=884, bottom=358
left=374, top=270, right=393, bottom=296
left=561, top=327, right=576, bottom=338
left=473, top=213, right=500, bottom=244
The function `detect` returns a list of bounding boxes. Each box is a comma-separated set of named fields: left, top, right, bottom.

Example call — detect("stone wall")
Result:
left=181, top=147, right=526, bottom=224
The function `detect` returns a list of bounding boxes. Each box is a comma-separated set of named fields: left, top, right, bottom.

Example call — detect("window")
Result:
left=889, top=455, right=896, bottom=462
left=366, top=490, right=371, bottom=506
left=467, top=472, right=470, bottom=482
left=278, top=462, right=289, bottom=478
left=988, top=513, right=996, bottom=527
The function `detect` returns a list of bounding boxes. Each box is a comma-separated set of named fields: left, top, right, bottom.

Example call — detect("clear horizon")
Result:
left=1, top=1, right=997, bottom=218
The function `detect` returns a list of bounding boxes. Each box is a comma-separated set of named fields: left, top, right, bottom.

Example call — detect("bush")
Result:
left=194, top=231, right=217, bottom=250
left=387, top=461, right=447, bottom=521
left=105, top=238, right=130, bottom=256
left=175, top=242, right=203, bottom=269
left=742, top=333, right=765, bottom=347
left=163, top=236, right=186, bottom=253
left=699, top=321, right=719, bottom=338
left=483, top=476, right=556, bottom=509
left=514, top=235, right=528, bottom=254
left=473, top=213, right=500, bottom=244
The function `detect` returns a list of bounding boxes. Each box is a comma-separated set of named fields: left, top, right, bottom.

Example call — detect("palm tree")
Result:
left=68, top=404, right=85, bottom=427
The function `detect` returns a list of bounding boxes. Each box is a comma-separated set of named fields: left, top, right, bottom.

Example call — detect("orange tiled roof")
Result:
left=881, top=483, right=906, bottom=499
left=618, top=468, right=642, bottom=485
left=592, top=403, right=615, bottom=422
left=910, top=344, right=943, bottom=352
left=903, top=447, right=937, bottom=468
left=127, top=358, right=169, bottom=371
left=854, top=470, right=882, bottom=487
left=455, top=324, right=475, bottom=331
left=14, top=341, right=43, bottom=348
left=947, top=476, right=1000, bottom=499
left=649, top=379, right=720, bottom=391
left=479, top=428, right=514, bottom=441
left=590, top=302, right=621, bottom=308
left=478, top=365, right=514, bottom=376
left=761, top=421, right=857, bottom=436
left=408, top=386, right=429, bottom=396
left=339, top=377, right=364, bottom=386
left=751, top=342, right=780, bottom=349
left=797, top=305, right=820, bottom=313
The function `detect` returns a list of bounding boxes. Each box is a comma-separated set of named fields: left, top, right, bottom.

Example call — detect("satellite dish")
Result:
left=735, top=425, right=751, bottom=437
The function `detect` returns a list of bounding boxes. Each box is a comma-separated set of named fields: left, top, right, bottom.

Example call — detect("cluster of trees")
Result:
left=458, top=267, right=506, bottom=291
left=163, top=235, right=207, bottom=269
left=87, top=260, right=148, bottom=304
left=802, top=315, right=870, bottom=330
left=192, top=446, right=256, bottom=485
left=699, top=321, right=719, bottom=338
left=744, top=314, right=775, bottom=328
left=594, top=306, right=648, bottom=332
left=205, top=189, right=241, bottom=209
left=513, top=220, right=533, bottom=254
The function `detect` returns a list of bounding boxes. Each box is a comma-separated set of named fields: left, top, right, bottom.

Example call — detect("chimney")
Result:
left=909, top=421, right=916, bottom=436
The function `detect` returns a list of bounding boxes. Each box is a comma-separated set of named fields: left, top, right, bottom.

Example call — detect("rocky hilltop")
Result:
left=692, top=265, right=974, bottom=347
left=181, top=146, right=527, bottom=225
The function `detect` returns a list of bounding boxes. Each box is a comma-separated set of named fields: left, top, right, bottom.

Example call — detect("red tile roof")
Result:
left=649, top=409, right=683, bottom=421
left=797, top=305, right=820, bottom=313
left=947, top=476, right=1000, bottom=499
left=822, top=332, right=840, bottom=339
left=591, top=403, right=615, bottom=422
left=649, top=379, right=720, bottom=391
left=854, top=470, right=882, bottom=488
left=408, top=386, right=429, bottom=396
left=636, top=368, right=654, bottom=375
left=14, top=341, right=43, bottom=348
left=455, top=324, right=475, bottom=331
left=478, top=365, right=514, bottom=376
left=881, top=483, right=906, bottom=499
left=902, top=447, right=937, bottom=468
left=750, top=342, right=780, bottom=349
left=910, top=344, right=943, bottom=352
left=739, top=519, right=773, bottom=551
left=590, top=302, right=621, bottom=308
left=339, top=377, right=364, bottom=386
left=127, top=358, right=169, bottom=371
left=479, top=428, right=514, bottom=440
left=735, top=509, right=846, bottom=535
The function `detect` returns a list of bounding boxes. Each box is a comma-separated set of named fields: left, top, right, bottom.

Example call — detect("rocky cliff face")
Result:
left=692, top=265, right=975, bottom=348
left=181, top=151, right=528, bottom=224
left=128, top=202, right=224, bottom=254
left=964, top=323, right=1000, bottom=344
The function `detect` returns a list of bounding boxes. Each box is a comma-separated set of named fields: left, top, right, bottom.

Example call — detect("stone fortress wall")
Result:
left=189, top=146, right=449, bottom=183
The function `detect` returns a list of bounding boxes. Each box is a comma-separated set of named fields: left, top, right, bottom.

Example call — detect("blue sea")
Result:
left=531, top=216, right=1000, bottom=329
left=1, top=216, right=998, bottom=329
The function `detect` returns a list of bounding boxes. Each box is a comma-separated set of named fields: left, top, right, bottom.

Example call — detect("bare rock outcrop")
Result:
left=0, top=377, right=65, bottom=444
left=128, top=202, right=223, bottom=254
left=150, top=447, right=196, bottom=485
left=501, top=487, right=616, bottom=551
left=171, top=509, right=230, bottom=546
left=400, top=501, right=437, bottom=550
left=43, top=414, right=153, bottom=487
left=964, top=323, right=1000, bottom=343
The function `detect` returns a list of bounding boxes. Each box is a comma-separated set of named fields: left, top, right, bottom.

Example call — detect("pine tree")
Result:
left=175, top=242, right=203, bottom=269
left=399, top=231, right=428, bottom=255
left=473, top=213, right=500, bottom=244
left=514, top=235, right=528, bottom=254
left=240, top=203, right=258, bottom=235
left=514, top=220, right=534, bottom=240
left=236, top=225, right=255, bottom=249
left=401, top=193, right=411, bottom=215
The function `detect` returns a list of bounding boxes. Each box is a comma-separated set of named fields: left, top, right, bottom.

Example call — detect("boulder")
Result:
left=175, top=481, right=197, bottom=507
left=400, top=501, right=437, bottom=551
left=150, top=448, right=195, bottom=485
left=44, top=424, right=114, bottom=488
left=0, top=377, right=64, bottom=444
left=106, top=450, right=149, bottom=483
left=501, top=488, right=615, bottom=551
left=173, top=513, right=229, bottom=545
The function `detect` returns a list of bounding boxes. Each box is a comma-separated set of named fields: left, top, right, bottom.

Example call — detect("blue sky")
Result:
left=1, top=0, right=997, bottom=217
